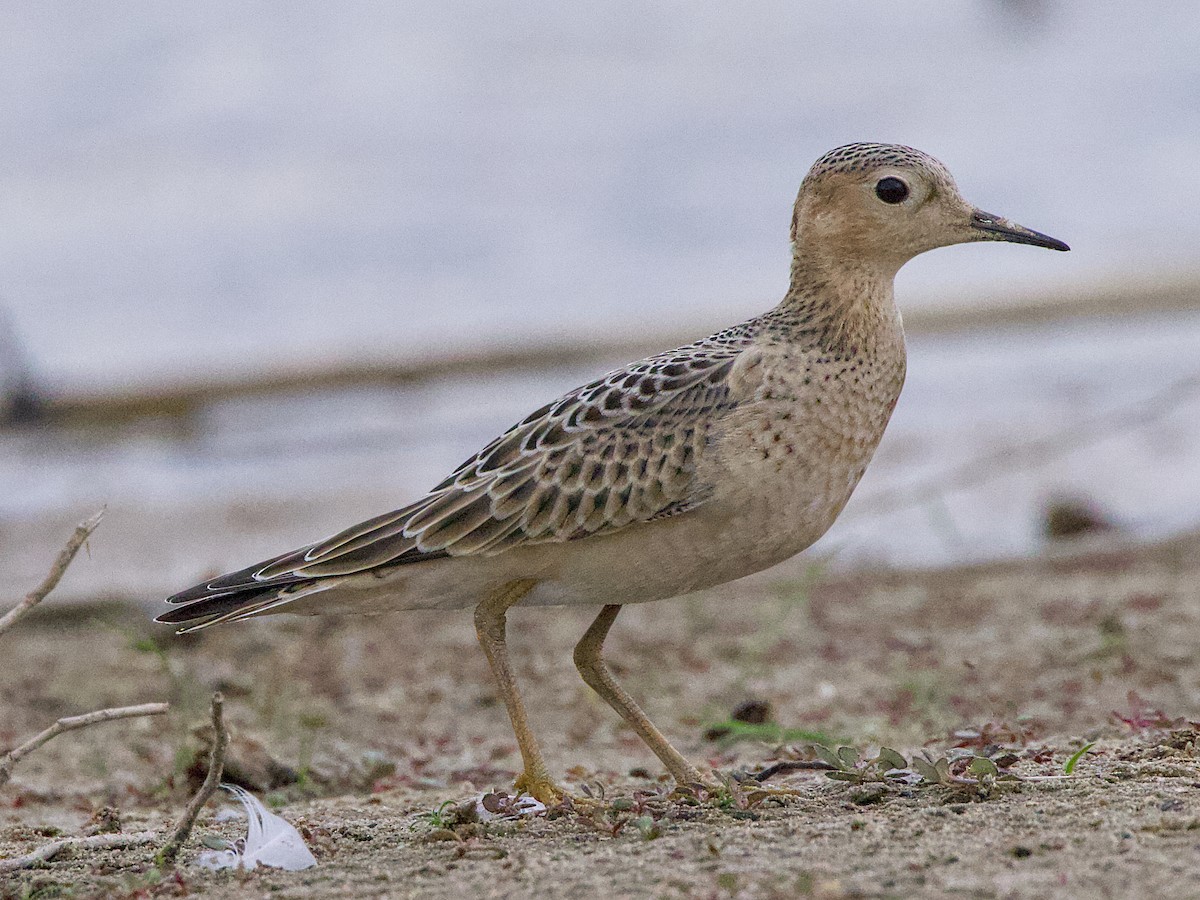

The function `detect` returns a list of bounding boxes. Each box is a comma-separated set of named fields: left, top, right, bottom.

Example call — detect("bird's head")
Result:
left=791, top=143, right=1068, bottom=276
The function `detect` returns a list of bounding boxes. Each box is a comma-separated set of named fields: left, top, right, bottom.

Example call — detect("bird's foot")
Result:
left=674, top=761, right=718, bottom=788
left=669, top=767, right=725, bottom=800
left=513, top=771, right=571, bottom=807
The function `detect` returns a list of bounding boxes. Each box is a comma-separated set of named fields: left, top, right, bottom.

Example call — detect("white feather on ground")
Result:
left=195, top=784, right=316, bottom=871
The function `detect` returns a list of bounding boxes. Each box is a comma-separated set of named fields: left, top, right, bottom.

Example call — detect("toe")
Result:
left=514, top=772, right=568, bottom=806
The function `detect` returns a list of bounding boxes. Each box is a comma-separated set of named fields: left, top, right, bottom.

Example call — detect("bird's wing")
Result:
left=165, top=329, right=755, bottom=606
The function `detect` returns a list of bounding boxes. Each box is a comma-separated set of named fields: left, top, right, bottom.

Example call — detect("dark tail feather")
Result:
left=164, top=552, right=312, bottom=606
left=155, top=584, right=281, bottom=625
left=155, top=577, right=326, bottom=632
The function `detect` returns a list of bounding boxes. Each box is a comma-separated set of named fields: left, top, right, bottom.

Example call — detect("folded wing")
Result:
left=159, top=328, right=753, bottom=627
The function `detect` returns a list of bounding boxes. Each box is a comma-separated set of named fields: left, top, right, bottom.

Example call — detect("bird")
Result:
left=158, top=143, right=1068, bottom=804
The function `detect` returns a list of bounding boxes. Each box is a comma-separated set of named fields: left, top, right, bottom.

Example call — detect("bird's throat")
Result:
left=778, top=252, right=900, bottom=353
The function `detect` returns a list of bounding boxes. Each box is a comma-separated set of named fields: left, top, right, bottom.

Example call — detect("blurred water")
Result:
left=2, top=311, right=1199, bottom=602
left=2, top=3, right=1199, bottom=601
left=0, top=2, right=1197, bottom=391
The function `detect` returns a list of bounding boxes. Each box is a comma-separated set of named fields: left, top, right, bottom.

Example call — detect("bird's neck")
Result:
left=772, top=248, right=901, bottom=352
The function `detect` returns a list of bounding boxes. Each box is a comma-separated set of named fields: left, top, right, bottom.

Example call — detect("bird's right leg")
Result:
left=473, top=579, right=566, bottom=805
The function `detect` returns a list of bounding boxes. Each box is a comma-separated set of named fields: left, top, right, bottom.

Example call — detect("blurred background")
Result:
left=1, top=1, right=1198, bottom=602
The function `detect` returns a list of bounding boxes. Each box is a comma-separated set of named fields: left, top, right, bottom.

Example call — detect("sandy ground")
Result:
left=3, top=530, right=1200, bottom=898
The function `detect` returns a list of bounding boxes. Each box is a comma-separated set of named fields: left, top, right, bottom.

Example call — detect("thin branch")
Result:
left=0, top=511, right=172, bottom=875
left=0, top=831, right=157, bottom=874
left=749, top=759, right=838, bottom=781
left=159, top=692, right=228, bottom=868
left=0, top=509, right=104, bottom=638
left=0, top=703, right=169, bottom=789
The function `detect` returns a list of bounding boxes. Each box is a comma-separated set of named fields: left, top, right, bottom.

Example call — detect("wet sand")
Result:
left=3, top=528, right=1200, bottom=897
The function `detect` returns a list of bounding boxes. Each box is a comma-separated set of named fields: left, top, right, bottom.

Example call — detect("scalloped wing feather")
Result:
left=164, top=327, right=755, bottom=608
left=295, top=343, right=748, bottom=573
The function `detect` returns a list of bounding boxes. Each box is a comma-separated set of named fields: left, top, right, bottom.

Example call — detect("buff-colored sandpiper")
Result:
left=159, top=143, right=1068, bottom=803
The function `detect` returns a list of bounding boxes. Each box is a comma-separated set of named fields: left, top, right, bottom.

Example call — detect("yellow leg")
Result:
left=474, top=579, right=565, bottom=805
left=573, top=604, right=710, bottom=788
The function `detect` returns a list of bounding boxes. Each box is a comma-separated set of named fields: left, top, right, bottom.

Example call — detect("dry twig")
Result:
left=0, top=831, right=157, bottom=874
left=0, top=513, right=171, bottom=790
left=0, top=509, right=104, bottom=638
left=0, top=511, right=173, bottom=875
left=159, top=692, right=228, bottom=867
left=0, top=703, right=169, bottom=789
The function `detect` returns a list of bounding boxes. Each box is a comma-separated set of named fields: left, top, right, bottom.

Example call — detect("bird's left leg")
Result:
left=474, top=579, right=566, bottom=805
left=573, top=604, right=713, bottom=789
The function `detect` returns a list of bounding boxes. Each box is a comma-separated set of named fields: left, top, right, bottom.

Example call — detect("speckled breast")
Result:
left=708, top=319, right=907, bottom=565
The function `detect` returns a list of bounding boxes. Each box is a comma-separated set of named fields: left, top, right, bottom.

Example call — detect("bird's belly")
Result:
left=517, top=490, right=839, bottom=608
left=516, top=512, right=782, bottom=607
left=518, top=457, right=864, bottom=609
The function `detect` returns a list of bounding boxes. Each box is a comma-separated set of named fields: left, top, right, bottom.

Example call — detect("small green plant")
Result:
left=1063, top=741, right=1096, bottom=775
left=574, top=802, right=629, bottom=838
left=418, top=800, right=457, bottom=830
left=1094, top=614, right=1127, bottom=658
left=632, top=814, right=664, bottom=840
left=671, top=777, right=770, bottom=814
left=568, top=788, right=677, bottom=838
left=704, top=719, right=838, bottom=747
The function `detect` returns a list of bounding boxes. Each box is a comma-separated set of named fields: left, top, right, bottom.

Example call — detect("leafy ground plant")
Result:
left=755, top=743, right=1021, bottom=798
left=1113, top=691, right=1200, bottom=732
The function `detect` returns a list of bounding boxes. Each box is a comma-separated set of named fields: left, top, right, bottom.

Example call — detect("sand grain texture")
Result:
left=2, top=531, right=1199, bottom=898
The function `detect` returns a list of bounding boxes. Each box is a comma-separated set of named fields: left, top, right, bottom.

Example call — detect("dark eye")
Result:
left=875, top=177, right=909, bottom=204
